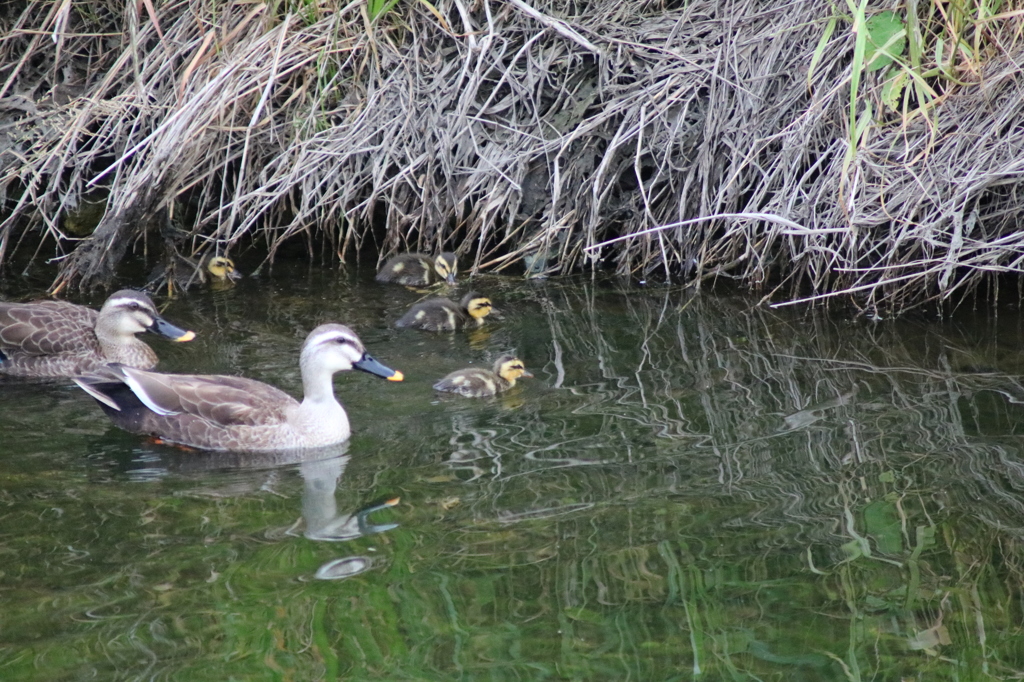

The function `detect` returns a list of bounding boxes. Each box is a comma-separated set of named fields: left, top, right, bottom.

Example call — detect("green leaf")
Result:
left=807, top=16, right=838, bottom=89
left=881, top=68, right=908, bottom=112
left=841, top=539, right=864, bottom=560
left=863, top=499, right=903, bottom=555
left=864, top=11, right=906, bottom=72
left=563, top=607, right=604, bottom=624
left=367, top=0, right=402, bottom=21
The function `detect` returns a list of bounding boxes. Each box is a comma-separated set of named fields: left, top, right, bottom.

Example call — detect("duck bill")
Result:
left=445, top=272, right=457, bottom=285
left=521, top=370, right=534, bottom=378
left=354, top=353, right=403, bottom=381
left=148, top=316, right=196, bottom=342
left=226, top=269, right=243, bottom=281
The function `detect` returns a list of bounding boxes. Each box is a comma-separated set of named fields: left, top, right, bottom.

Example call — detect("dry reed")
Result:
left=1, top=0, right=1024, bottom=311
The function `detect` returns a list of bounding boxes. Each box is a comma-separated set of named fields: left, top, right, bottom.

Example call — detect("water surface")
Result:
left=3, top=264, right=1024, bottom=680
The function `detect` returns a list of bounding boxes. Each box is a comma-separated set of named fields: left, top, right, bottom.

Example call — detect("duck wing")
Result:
left=0, top=301, right=99, bottom=355
left=120, top=368, right=296, bottom=427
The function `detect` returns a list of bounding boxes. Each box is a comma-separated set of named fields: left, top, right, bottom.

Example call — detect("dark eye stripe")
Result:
left=321, top=334, right=359, bottom=350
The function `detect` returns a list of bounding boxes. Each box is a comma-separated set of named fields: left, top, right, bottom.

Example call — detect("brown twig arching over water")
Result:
left=2, top=1, right=1024, bottom=311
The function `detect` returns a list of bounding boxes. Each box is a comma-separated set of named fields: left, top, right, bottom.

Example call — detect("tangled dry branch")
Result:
left=1, top=0, right=1024, bottom=312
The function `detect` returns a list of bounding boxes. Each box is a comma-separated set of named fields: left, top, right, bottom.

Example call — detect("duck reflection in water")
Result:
left=123, top=444, right=399, bottom=579
left=298, top=455, right=399, bottom=541
left=297, top=454, right=399, bottom=581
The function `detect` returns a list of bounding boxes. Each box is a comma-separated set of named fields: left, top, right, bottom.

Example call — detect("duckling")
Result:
left=202, top=255, right=242, bottom=285
left=433, top=355, right=533, bottom=397
left=395, top=292, right=494, bottom=332
left=147, top=252, right=242, bottom=294
left=73, top=324, right=403, bottom=452
left=0, top=290, right=195, bottom=378
left=375, top=252, right=458, bottom=286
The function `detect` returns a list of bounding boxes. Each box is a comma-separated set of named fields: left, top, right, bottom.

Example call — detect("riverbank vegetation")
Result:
left=1, top=0, right=1024, bottom=312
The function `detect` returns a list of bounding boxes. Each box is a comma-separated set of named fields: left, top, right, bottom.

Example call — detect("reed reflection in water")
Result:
left=3, top=269, right=1024, bottom=679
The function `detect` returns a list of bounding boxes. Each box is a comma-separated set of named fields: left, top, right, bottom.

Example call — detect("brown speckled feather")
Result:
left=0, top=300, right=100, bottom=355
left=126, top=370, right=294, bottom=427
left=0, top=300, right=113, bottom=377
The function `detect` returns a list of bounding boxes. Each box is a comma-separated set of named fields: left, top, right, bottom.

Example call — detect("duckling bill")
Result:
left=0, top=290, right=194, bottom=378
left=433, top=355, right=532, bottom=397
left=376, top=252, right=458, bottom=286
left=74, top=324, right=402, bottom=452
left=395, top=292, right=494, bottom=332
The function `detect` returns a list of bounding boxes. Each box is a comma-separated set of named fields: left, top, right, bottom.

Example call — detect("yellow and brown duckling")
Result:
left=375, top=252, right=458, bottom=286
left=395, top=292, right=494, bottom=332
left=147, top=252, right=242, bottom=294
left=0, top=290, right=195, bottom=378
left=433, top=355, right=533, bottom=397
left=202, top=254, right=242, bottom=285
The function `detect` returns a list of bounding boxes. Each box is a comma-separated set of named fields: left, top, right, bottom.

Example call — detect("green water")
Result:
left=3, top=263, right=1024, bottom=680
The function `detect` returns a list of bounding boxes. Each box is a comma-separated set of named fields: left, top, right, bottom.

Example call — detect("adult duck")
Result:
left=0, top=290, right=194, bottom=378
left=74, top=324, right=403, bottom=451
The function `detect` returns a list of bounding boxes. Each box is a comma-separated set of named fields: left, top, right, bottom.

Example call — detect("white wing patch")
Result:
left=73, top=378, right=122, bottom=411
left=122, top=370, right=179, bottom=416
